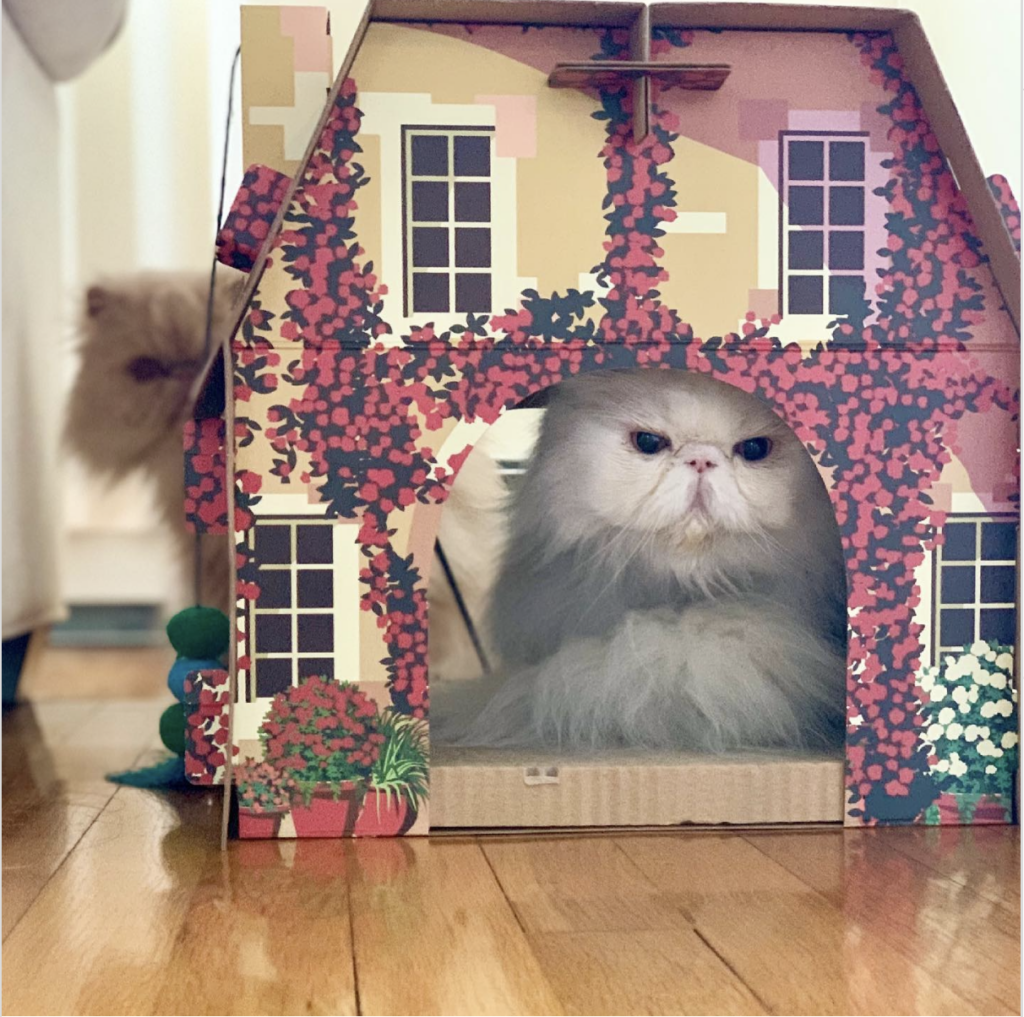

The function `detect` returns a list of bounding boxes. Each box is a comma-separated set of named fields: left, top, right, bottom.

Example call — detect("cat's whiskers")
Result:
left=569, top=525, right=660, bottom=634
left=567, top=523, right=642, bottom=578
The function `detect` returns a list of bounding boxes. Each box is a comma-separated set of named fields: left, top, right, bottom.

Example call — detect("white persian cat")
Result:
left=433, top=368, right=847, bottom=752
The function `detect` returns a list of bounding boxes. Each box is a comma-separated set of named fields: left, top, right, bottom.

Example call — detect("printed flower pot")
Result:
left=935, top=792, right=963, bottom=825
left=291, top=783, right=362, bottom=837
left=353, top=791, right=416, bottom=837
left=239, top=809, right=284, bottom=839
left=962, top=793, right=1010, bottom=825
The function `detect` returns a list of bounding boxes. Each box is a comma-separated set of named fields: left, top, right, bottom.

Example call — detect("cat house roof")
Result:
left=192, top=0, right=1020, bottom=413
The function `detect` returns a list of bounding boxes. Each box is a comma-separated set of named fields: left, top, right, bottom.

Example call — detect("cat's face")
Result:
left=65, top=271, right=240, bottom=474
left=536, top=369, right=818, bottom=554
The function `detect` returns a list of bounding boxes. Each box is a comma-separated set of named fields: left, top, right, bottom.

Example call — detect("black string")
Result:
left=194, top=45, right=242, bottom=607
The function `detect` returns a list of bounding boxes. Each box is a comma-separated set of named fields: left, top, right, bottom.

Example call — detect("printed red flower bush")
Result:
left=183, top=668, right=237, bottom=784
left=988, top=173, right=1021, bottom=252
left=259, top=676, right=385, bottom=791
left=216, top=163, right=292, bottom=272
left=183, top=417, right=228, bottom=535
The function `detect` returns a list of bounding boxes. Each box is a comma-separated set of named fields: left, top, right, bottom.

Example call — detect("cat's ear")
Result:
left=85, top=285, right=107, bottom=318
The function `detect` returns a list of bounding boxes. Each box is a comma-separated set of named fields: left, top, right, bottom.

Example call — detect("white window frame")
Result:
left=933, top=514, right=1018, bottom=659
left=402, top=125, right=495, bottom=318
left=357, top=91, right=534, bottom=339
left=779, top=131, right=870, bottom=318
left=246, top=517, right=350, bottom=701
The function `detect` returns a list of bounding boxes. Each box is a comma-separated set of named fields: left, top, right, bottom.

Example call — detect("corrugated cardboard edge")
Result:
left=372, top=0, right=645, bottom=27
left=431, top=747, right=846, bottom=827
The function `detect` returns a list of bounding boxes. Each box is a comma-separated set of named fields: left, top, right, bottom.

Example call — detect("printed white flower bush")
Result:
left=919, top=642, right=1018, bottom=820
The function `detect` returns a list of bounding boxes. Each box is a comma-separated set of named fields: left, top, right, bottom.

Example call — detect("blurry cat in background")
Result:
left=433, top=368, right=848, bottom=753
left=65, top=270, right=241, bottom=610
left=63, top=270, right=505, bottom=677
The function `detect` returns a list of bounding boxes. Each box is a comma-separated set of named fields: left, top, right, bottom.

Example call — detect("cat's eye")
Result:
left=734, top=436, right=773, bottom=462
left=126, top=356, right=170, bottom=382
left=631, top=430, right=671, bottom=455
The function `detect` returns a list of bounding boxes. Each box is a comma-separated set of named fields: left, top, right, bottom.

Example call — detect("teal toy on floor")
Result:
left=107, top=606, right=230, bottom=788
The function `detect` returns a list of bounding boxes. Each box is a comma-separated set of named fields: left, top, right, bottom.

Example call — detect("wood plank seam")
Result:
left=692, top=925, right=774, bottom=1014
left=478, top=835, right=533, bottom=938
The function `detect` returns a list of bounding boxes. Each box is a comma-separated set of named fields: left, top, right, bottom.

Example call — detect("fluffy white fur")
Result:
left=433, top=368, right=847, bottom=751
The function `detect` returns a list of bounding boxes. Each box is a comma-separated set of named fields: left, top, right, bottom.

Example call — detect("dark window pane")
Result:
left=980, top=608, right=1015, bottom=645
left=413, top=273, right=450, bottom=313
left=255, top=657, right=293, bottom=698
left=297, top=658, right=334, bottom=682
left=830, top=141, right=865, bottom=181
left=943, top=522, right=977, bottom=560
left=789, top=230, right=823, bottom=270
left=297, top=525, right=333, bottom=564
left=455, top=227, right=491, bottom=268
left=255, top=614, right=291, bottom=653
left=256, top=569, right=291, bottom=609
left=828, top=275, right=866, bottom=316
left=829, top=186, right=864, bottom=225
left=412, top=181, right=448, bottom=222
left=981, top=565, right=1015, bottom=603
left=940, top=608, right=975, bottom=648
left=941, top=565, right=975, bottom=604
left=411, top=134, right=447, bottom=176
left=455, top=273, right=491, bottom=313
left=788, top=186, right=823, bottom=225
left=454, top=182, right=490, bottom=222
left=981, top=521, right=1017, bottom=560
left=298, top=569, right=333, bottom=608
left=788, top=140, right=824, bottom=181
left=454, top=134, right=490, bottom=176
left=255, top=525, right=290, bottom=564
left=412, top=227, right=448, bottom=268
left=788, top=275, right=823, bottom=314
left=829, top=231, right=864, bottom=270
left=298, top=614, right=333, bottom=653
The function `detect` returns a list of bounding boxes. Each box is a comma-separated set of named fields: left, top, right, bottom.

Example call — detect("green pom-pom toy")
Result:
left=166, top=606, right=230, bottom=660
left=159, top=703, right=187, bottom=756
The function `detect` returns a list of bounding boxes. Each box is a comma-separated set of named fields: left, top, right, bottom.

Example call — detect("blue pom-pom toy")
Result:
left=167, top=657, right=222, bottom=702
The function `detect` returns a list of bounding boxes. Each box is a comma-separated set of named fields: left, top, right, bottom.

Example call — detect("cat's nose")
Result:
left=685, top=456, right=717, bottom=474
left=679, top=443, right=722, bottom=474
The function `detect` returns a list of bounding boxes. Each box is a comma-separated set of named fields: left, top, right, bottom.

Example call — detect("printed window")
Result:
left=780, top=132, right=869, bottom=317
left=247, top=519, right=339, bottom=701
left=934, top=516, right=1018, bottom=657
left=402, top=126, right=494, bottom=317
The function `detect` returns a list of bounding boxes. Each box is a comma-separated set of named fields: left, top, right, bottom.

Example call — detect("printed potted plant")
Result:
left=259, top=675, right=385, bottom=837
left=234, top=757, right=297, bottom=838
left=919, top=641, right=1018, bottom=824
left=353, top=710, right=429, bottom=836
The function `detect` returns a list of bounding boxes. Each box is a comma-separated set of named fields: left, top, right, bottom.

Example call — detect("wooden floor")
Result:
left=3, top=647, right=1021, bottom=1015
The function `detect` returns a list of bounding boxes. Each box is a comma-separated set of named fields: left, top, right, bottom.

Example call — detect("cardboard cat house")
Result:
left=183, top=0, right=1020, bottom=838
